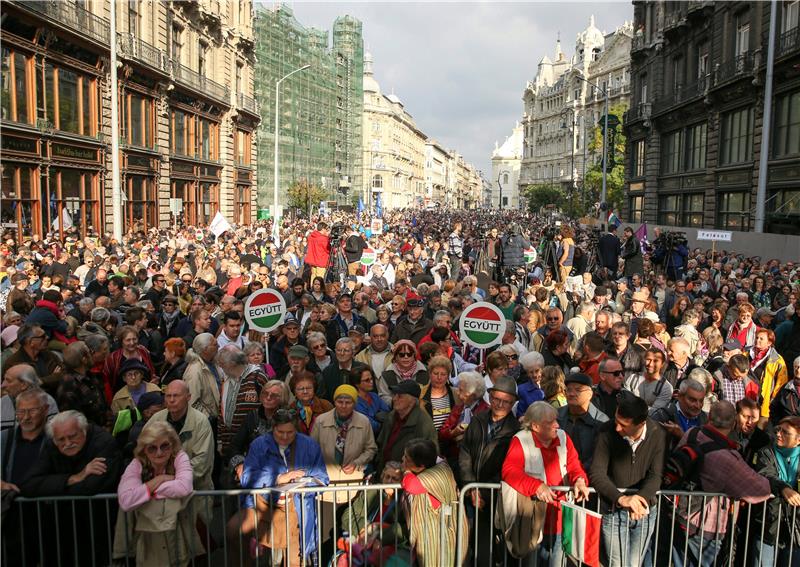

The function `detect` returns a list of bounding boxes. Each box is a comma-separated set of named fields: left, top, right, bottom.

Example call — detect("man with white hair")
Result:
left=723, top=291, right=752, bottom=330
left=566, top=301, right=596, bottom=353
left=662, top=337, right=699, bottom=388
left=1, top=363, right=59, bottom=430
left=183, top=333, right=221, bottom=419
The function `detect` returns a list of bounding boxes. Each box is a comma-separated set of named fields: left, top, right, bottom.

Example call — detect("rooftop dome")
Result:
left=363, top=51, right=380, bottom=94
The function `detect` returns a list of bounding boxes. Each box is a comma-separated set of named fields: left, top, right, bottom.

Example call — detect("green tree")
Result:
left=524, top=183, right=566, bottom=213
left=584, top=103, right=627, bottom=214
left=286, top=179, right=327, bottom=216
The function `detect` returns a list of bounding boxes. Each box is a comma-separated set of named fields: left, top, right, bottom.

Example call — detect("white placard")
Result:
left=697, top=230, right=732, bottom=242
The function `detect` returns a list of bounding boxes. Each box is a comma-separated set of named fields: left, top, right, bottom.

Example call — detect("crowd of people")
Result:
left=0, top=208, right=799, bottom=567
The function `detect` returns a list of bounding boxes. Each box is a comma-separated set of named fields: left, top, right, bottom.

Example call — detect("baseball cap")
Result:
left=722, top=339, right=743, bottom=351
left=390, top=380, right=421, bottom=398
left=283, top=314, right=300, bottom=328
left=1, top=325, right=20, bottom=348
left=564, top=372, right=593, bottom=388
left=348, top=323, right=367, bottom=336
left=755, top=307, right=776, bottom=318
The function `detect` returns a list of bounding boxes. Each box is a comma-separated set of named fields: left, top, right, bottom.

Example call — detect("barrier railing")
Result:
left=3, top=483, right=798, bottom=567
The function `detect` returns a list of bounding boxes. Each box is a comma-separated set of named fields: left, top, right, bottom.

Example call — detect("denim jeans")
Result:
left=752, top=540, right=800, bottom=567
left=671, top=531, right=723, bottom=567
left=521, top=533, right=564, bottom=567
left=601, top=507, right=657, bottom=567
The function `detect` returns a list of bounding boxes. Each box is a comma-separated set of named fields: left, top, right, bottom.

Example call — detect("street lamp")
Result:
left=573, top=73, right=609, bottom=226
left=273, top=63, right=311, bottom=241
left=559, top=107, right=577, bottom=214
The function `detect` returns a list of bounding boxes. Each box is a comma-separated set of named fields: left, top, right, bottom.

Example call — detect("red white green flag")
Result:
left=561, top=502, right=601, bottom=567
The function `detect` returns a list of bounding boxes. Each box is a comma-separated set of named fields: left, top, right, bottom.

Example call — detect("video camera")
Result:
left=541, top=225, right=560, bottom=240
left=654, top=230, right=688, bottom=251
left=329, top=223, right=346, bottom=241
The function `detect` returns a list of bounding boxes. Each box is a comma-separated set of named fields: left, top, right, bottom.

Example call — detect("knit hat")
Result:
left=137, top=392, right=164, bottom=413
left=333, top=384, right=358, bottom=402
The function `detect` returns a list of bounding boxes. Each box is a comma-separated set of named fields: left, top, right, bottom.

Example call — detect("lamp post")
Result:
left=273, top=64, right=311, bottom=241
left=574, top=73, right=609, bottom=226
left=559, top=107, right=577, bottom=215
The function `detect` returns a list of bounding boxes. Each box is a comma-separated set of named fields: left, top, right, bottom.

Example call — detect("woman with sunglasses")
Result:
left=117, top=420, right=198, bottom=566
left=751, top=416, right=800, bottom=567
left=231, top=408, right=329, bottom=566
left=377, top=340, right=428, bottom=405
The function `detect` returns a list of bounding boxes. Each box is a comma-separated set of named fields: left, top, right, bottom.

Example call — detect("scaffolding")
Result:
left=254, top=5, right=363, bottom=211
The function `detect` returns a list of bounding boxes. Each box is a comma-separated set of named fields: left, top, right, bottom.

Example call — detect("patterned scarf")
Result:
left=333, top=412, right=352, bottom=465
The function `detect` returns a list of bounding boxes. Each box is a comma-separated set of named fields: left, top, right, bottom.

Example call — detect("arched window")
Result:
left=503, top=173, right=509, bottom=185
left=372, top=174, right=383, bottom=189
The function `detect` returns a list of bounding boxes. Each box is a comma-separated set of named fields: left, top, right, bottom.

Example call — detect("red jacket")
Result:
left=304, top=230, right=331, bottom=268
left=579, top=351, right=608, bottom=385
left=502, top=431, right=587, bottom=534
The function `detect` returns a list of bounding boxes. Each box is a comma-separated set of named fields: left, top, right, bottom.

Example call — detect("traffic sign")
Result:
left=244, top=289, right=287, bottom=333
left=459, top=302, right=505, bottom=349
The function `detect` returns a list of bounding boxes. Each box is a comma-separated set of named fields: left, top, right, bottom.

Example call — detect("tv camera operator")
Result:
left=343, top=227, right=368, bottom=275
left=652, top=229, right=689, bottom=281
left=497, top=223, right=531, bottom=284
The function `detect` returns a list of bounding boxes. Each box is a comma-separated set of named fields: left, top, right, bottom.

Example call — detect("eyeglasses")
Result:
left=15, top=406, right=44, bottom=417
left=395, top=351, right=414, bottom=358
left=31, top=334, right=48, bottom=340
left=310, top=344, right=326, bottom=350
left=145, top=442, right=172, bottom=455
left=546, top=317, right=560, bottom=322
left=295, top=386, right=314, bottom=392
left=264, top=392, right=282, bottom=400
left=603, top=370, right=625, bottom=376
left=163, top=302, right=176, bottom=306
left=776, top=428, right=798, bottom=438
left=489, top=396, right=514, bottom=407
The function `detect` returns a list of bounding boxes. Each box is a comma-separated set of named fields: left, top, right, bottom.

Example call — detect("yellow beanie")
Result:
left=333, top=384, right=358, bottom=402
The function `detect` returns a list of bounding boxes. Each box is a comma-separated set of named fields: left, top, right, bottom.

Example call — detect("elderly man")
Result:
left=376, top=380, right=437, bottom=474
left=183, top=333, right=222, bottom=419
left=321, top=338, right=366, bottom=403
left=269, top=314, right=303, bottom=376
left=354, top=323, right=393, bottom=378
left=651, top=378, right=708, bottom=448
left=216, top=346, right=268, bottom=455
left=150, top=380, right=214, bottom=491
left=663, top=337, right=699, bottom=388
left=593, top=358, right=625, bottom=420
left=459, top=376, right=520, bottom=565
left=591, top=394, right=666, bottom=567
left=21, top=410, right=121, bottom=566
left=567, top=301, right=597, bottom=352
left=532, top=307, right=573, bottom=353
left=557, top=372, right=609, bottom=470
left=1, top=363, right=59, bottom=430
left=391, top=295, right=434, bottom=344
left=2, top=324, right=62, bottom=392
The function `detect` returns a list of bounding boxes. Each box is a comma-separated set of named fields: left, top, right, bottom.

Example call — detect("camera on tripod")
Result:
left=541, top=225, right=560, bottom=240
left=655, top=230, right=688, bottom=251
left=329, top=223, right=346, bottom=241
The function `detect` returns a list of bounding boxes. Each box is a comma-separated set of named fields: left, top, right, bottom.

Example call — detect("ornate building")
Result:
left=623, top=0, right=800, bottom=234
left=1, top=0, right=259, bottom=240
left=491, top=122, right=524, bottom=209
left=519, top=17, right=632, bottom=208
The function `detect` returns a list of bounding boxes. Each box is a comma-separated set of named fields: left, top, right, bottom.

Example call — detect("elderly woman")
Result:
left=389, top=295, right=407, bottom=326
left=111, top=358, right=162, bottom=414
left=292, top=370, right=332, bottom=436
left=225, top=379, right=291, bottom=485
left=517, top=351, right=546, bottom=418
left=306, top=331, right=332, bottom=373
left=231, top=409, right=329, bottom=567
left=349, top=365, right=390, bottom=435
left=500, top=402, right=590, bottom=566
left=751, top=416, right=800, bottom=567
left=727, top=302, right=758, bottom=350
left=541, top=329, right=574, bottom=375
left=160, top=338, right=188, bottom=386
left=482, top=350, right=509, bottom=402
left=243, top=341, right=277, bottom=379
left=750, top=328, right=790, bottom=426
left=400, top=439, right=466, bottom=567
left=0, top=364, right=59, bottom=430
left=56, top=341, right=111, bottom=428
left=420, top=356, right=457, bottom=431
left=674, top=308, right=702, bottom=362
left=116, top=421, right=197, bottom=567
left=103, top=325, right=156, bottom=394
left=378, top=340, right=428, bottom=405
left=438, top=371, right=488, bottom=462
left=375, top=304, right=394, bottom=336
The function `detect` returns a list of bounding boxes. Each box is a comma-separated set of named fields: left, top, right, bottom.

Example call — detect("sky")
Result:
left=264, top=1, right=634, bottom=177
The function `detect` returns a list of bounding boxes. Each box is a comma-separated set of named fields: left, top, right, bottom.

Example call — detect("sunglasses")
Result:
left=145, top=442, right=172, bottom=455
left=395, top=351, right=414, bottom=358
left=604, top=370, right=625, bottom=376
left=505, top=354, right=519, bottom=360
left=163, top=302, right=176, bottom=306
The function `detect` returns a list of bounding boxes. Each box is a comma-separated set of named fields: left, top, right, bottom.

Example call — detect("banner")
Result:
left=561, top=502, right=601, bottom=567
left=209, top=212, right=232, bottom=237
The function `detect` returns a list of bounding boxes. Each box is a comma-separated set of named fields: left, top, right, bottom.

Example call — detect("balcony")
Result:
left=626, top=102, right=652, bottom=125
left=172, top=61, right=230, bottom=104
left=663, top=11, right=688, bottom=35
left=237, top=93, right=259, bottom=115
left=712, top=52, right=755, bottom=88
left=653, top=75, right=708, bottom=113
left=117, top=34, right=171, bottom=75
left=686, top=1, right=714, bottom=17
left=14, top=0, right=109, bottom=46
left=778, top=27, right=800, bottom=59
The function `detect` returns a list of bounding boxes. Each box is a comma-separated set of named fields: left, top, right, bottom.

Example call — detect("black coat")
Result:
left=344, top=234, right=367, bottom=263
left=458, top=411, right=520, bottom=485
left=751, top=445, right=800, bottom=548
left=597, top=232, right=621, bottom=270
left=499, top=234, right=531, bottom=269
left=22, top=424, right=122, bottom=496
left=621, top=236, right=644, bottom=277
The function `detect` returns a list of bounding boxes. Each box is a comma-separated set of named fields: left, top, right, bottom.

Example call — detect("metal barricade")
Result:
left=3, top=484, right=798, bottom=566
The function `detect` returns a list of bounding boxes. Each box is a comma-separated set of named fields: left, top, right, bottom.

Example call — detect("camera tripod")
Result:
left=325, top=237, right=348, bottom=286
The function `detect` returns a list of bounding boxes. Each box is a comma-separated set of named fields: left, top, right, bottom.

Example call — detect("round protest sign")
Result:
left=244, top=288, right=287, bottom=333
left=459, top=302, right=505, bottom=349
left=360, top=248, right=377, bottom=266
left=195, top=230, right=203, bottom=241
left=524, top=247, right=537, bottom=264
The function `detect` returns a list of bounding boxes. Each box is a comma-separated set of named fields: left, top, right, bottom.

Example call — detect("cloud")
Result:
left=272, top=1, right=634, bottom=175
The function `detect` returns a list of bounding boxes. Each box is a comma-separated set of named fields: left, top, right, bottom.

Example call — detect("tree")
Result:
left=584, top=103, right=627, bottom=214
left=523, top=184, right=566, bottom=213
left=286, top=179, right=327, bottom=217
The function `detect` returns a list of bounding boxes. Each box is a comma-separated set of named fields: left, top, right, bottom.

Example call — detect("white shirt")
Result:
left=624, top=423, right=647, bottom=454
left=217, top=332, right=247, bottom=350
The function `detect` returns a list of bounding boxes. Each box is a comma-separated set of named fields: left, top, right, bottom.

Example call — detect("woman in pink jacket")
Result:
left=116, top=421, right=197, bottom=567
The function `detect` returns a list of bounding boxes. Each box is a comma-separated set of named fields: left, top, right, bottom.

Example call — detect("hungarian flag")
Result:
left=561, top=502, right=601, bottom=567
left=607, top=210, right=622, bottom=229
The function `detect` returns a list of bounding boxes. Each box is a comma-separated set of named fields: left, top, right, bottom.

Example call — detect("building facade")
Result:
left=623, top=0, right=800, bottom=234
left=491, top=122, right=524, bottom=209
left=1, top=0, right=259, bottom=241
left=361, top=52, right=427, bottom=210
left=519, top=17, right=632, bottom=208
left=425, top=139, right=453, bottom=208
left=253, top=5, right=363, bottom=213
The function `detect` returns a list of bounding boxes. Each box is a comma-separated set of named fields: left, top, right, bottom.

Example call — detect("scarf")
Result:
left=295, top=399, right=313, bottom=429
left=161, top=308, right=181, bottom=333
left=392, top=339, right=418, bottom=380
left=751, top=346, right=770, bottom=370
left=333, top=412, right=352, bottom=465
left=774, top=445, right=800, bottom=487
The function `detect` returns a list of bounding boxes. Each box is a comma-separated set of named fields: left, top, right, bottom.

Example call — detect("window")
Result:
left=172, top=24, right=182, bottom=63
left=197, top=183, right=218, bottom=225
left=172, top=109, right=188, bottom=155
left=127, top=0, right=139, bottom=36
left=632, top=139, right=646, bottom=178
left=235, top=62, right=243, bottom=94
left=197, top=117, right=219, bottom=161
left=123, top=93, right=154, bottom=148
left=198, top=40, right=208, bottom=76
left=717, top=191, right=750, bottom=230
left=672, top=56, right=683, bottom=94
left=235, top=185, right=251, bottom=225
left=52, top=168, right=101, bottom=238
left=125, top=175, right=157, bottom=231
left=735, top=16, right=750, bottom=57
left=235, top=129, right=251, bottom=165
left=658, top=194, right=680, bottom=225
left=661, top=130, right=682, bottom=174
left=657, top=193, right=704, bottom=227
left=42, top=63, right=97, bottom=136
left=697, top=43, right=709, bottom=80
left=1, top=48, right=33, bottom=124
left=629, top=195, right=644, bottom=223
left=682, top=193, right=704, bottom=227
left=720, top=107, right=753, bottom=164
left=502, top=196, right=509, bottom=206
left=0, top=163, right=38, bottom=238
left=640, top=73, right=648, bottom=104
left=685, top=123, right=707, bottom=171
left=372, top=174, right=383, bottom=189
left=784, top=1, right=799, bottom=33
left=503, top=173, right=509, bottom=185
left=774, top=90, right=800, bottom=158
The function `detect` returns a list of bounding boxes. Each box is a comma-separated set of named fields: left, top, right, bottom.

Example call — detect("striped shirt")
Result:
left=430, top=394, right=452, bottom=431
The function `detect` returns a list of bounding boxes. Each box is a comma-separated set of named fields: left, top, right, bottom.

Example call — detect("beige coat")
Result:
left=310, top=409, right=377, bottom=470
left=182, top=350, right=221, bottom=419
left=354, top=346, right=393, bottom=378
left=150, top=407, right=215, bottom=491
left=110, top=382, right=161, bottom=414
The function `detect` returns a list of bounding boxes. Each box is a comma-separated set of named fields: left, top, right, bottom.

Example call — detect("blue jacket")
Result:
left=355, top=392, right=390, bottom=435
left=241, top=433, right=329, bottom=555
left=515, top=381, right=546, bottom=418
